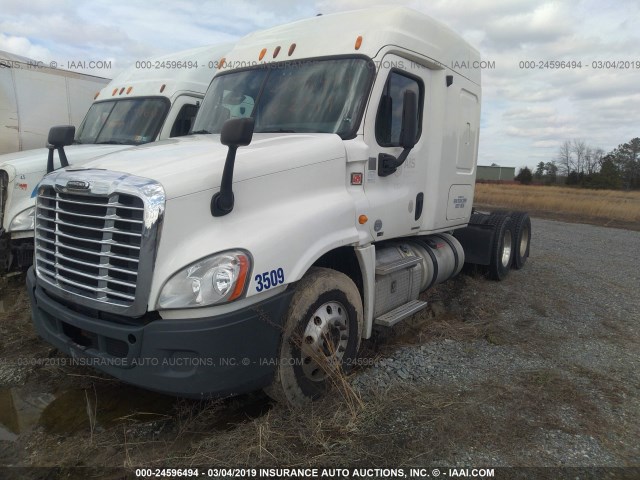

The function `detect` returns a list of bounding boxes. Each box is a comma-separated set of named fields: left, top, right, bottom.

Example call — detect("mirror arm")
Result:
left=396, top=148, right=411, bottom=165
left=58, top=146, right=69, bottom=168
left=211, top=146, right=238, bottom=217
left=46, top=146, right=70, bottom=173
left=377, top=148, right=412, bottom=177
left=46, top=148, right=54, bottom=174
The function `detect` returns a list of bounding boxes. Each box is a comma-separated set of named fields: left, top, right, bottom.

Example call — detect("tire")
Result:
left=510, top=212, right=531, bottom=270
left=486, top=214, right=513, bottom=281
left=0, top=233, right=11, bottom=276
left=469, top=212, right=489, bottom=225
left=265, top=267, right=363, bottom=405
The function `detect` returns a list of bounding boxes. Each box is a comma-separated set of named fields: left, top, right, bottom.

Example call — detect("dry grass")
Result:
left=3, top=260, right=636, bottom=468
left=0, top=273, right=38, bottom=357
left=474, top=183, right=640, bottom=224
left=111, top=367, right=627, bottom=469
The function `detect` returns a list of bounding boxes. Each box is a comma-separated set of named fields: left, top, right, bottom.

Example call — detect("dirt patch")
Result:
left=1, top=218, right=639, bottom=471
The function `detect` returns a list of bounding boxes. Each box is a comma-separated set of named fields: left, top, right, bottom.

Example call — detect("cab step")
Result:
left=375, top=256, right=421, bottom=276
left=374, top=299, right=428, bottom=327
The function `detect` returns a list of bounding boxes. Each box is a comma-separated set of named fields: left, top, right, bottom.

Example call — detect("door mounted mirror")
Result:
left=378, top=90, right=418, bottom=177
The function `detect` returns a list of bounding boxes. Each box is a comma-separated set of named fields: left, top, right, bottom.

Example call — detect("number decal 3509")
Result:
left=255, top=268, right=285, bottom=292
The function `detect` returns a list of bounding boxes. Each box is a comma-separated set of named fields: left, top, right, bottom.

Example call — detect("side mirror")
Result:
left=48, top=125, right=75, bottom=147
left=399, top=90, right=418, bottom=149
left=378, top=90, right=419, bottom=177
left=211, top=117, right=255, bottom=217
left=46, top=125, right=75, bottom=173
left=221, top=117, right=254, bottom=147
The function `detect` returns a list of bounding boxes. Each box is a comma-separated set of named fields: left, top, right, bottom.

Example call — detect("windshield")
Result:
left=192, top=57, right=373, bottom=138
left=75, top=97, right=169, bottom=145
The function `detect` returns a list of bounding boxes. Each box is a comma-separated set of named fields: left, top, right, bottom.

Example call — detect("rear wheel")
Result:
left=487, top=214, right=513, bottom=281
left=265, top=267, right=363, bottom=405
left=510, top=212, right=531, bottom=269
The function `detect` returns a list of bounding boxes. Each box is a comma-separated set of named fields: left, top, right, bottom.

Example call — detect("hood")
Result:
left=0, top=144, right=131, bottom=179
left=74, top=133, right=347, bottom=199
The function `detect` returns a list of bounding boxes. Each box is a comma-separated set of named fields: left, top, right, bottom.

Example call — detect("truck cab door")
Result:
left=362, top=54, right=431, bottom=240
left=159, top=95, right=201, bottom=140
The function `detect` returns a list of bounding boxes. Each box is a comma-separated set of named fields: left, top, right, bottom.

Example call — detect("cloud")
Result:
left=481, top=3, right=573, bottom=49
left=1, top=0, right=638, bottom=168
left=503, top=106, right=559, bottom=121
left=0, top=33, right=51, bottom=61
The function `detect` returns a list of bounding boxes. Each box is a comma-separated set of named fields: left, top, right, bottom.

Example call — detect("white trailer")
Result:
left=27, top=7, right=531, bottom=404
left=0, top=51, right=109, bottom=154
left=0, top=43, right=233, bottom=271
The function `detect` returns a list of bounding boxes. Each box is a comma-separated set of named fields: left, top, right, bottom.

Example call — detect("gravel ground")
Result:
left=352, top=218, right=640, bottom=467
left=0, top=217, right=638, bottom=472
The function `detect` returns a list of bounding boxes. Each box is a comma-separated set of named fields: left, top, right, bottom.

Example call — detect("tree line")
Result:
left=516, top=137, right=640, bottom=189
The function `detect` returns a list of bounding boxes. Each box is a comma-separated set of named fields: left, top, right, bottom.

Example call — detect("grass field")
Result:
left=474, top=183, right=640, bottom=226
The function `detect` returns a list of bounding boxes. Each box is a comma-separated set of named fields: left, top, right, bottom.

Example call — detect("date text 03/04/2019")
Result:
left=133, top=467, right=496, bottom=478
left=518, top=60, right=640, bottom=69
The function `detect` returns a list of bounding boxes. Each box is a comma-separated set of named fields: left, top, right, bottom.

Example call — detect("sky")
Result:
left=1, top=0, right=639, bottom=169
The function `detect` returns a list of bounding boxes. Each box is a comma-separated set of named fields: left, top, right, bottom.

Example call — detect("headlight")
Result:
left=158, top=250, right=251, bottom=309
left=9, top=206, right=35, bottom=231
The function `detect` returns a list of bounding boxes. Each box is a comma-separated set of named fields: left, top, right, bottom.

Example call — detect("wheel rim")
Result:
left=501, top=229, right=512, bottom=268
left=300, top=301, right=349, bottom=382
left=519, top=224, right=530, bottom=258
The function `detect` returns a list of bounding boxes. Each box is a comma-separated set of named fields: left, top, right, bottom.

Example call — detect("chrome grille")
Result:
left=33, top=170, right=165, bottom=317
left=36, top=186, right=144, bottom=304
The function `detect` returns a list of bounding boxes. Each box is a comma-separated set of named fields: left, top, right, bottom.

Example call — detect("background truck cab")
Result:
left=0, top=43, right=233, bottom=272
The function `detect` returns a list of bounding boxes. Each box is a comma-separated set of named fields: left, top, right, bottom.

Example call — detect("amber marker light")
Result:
left=259, top=48, right=267, bottom=60
left=229, top=254, right=250, bottom=301
left=160, top=84, right=166, bottom=93
left=273, top=46, right=281, bottom=58
left=355, top=35, right=363, bottom=50
left=126, top=86, right=133, bottom=94
left=288, top=43, right=296, bottom=56
left=94, top=92, right=100, bottom=99
left=112, top=88, right=118, bottom=96
left=358, top=215, right=368, bottom=225
left=218, top=57, right=226, bottom=69
left=118, top=87, right=125, bottom=95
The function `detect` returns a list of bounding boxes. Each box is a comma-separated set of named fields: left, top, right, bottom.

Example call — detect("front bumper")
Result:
left=27, top=267, right=293, bottom=398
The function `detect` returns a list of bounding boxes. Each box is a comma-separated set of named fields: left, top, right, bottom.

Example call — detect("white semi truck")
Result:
left=0, top=50, right=110, bottom=155
left=27, top=7, right=531, bottom=405
left=0, top=44, right=232, bottom=272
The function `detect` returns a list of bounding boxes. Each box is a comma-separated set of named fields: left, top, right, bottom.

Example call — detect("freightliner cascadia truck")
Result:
left=26, top=7, right=531, bottom=405
left=0, top=44, right=232, bottom=272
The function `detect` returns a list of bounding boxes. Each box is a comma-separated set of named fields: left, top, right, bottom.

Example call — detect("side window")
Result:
left=170, top=103, right=199, bottom=137
left=375, top=70, right=423, bottom=147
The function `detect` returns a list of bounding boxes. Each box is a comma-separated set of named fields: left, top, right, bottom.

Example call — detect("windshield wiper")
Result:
left=191, top=130, right=212, bottom=134
left=259, top=128, right=296, bottom=133
left=95, top=140, right=136, bottom=145
left=73, top=140, right=83, bottom=144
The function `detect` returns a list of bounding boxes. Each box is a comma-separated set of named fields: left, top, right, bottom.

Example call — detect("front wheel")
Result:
left=265, top=267, right=363, bottom=405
